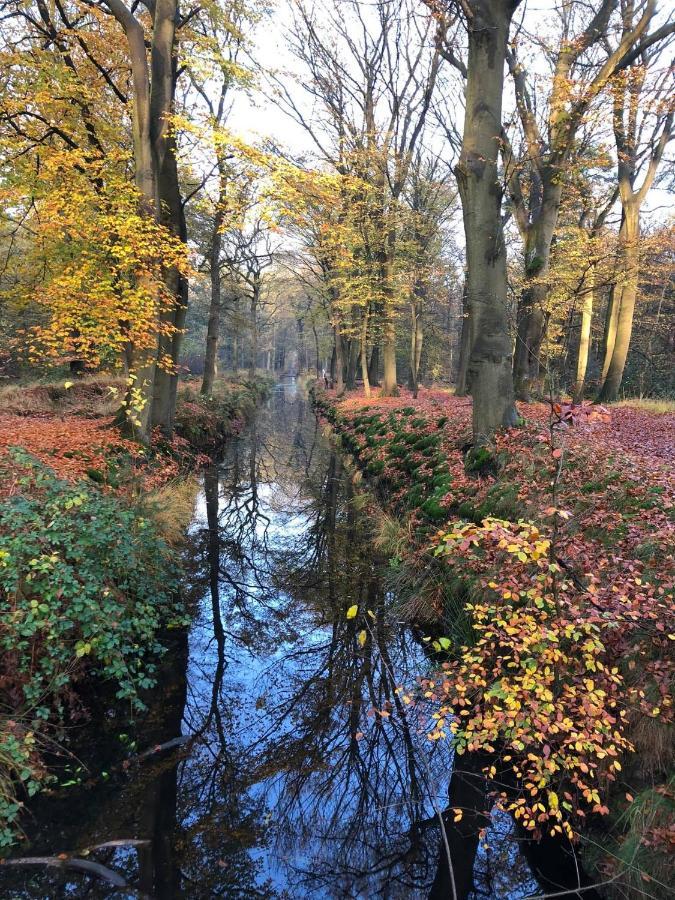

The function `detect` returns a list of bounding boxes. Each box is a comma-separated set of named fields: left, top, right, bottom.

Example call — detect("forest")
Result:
left=0, top=0, right=673, bottom=897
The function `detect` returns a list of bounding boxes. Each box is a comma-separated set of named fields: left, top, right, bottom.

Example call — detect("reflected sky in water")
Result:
left=2, top=379, right=542, bottom=900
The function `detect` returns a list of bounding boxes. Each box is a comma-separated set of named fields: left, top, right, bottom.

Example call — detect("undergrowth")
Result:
left=0, top=451, right=182, bottom=847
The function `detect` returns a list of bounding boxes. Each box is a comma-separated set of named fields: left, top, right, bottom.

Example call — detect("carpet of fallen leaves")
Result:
left=0, top=413, right=189, bottom=498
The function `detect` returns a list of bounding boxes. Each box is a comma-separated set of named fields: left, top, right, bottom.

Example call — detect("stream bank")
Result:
left=0, top=375, right=270, bottom=851
left=312, top=384, right=675, bottom=899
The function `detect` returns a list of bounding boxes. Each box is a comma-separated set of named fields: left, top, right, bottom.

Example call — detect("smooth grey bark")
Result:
left=454, top=0, right=520, bottom=445
left=572, top=267, right=594, bottom=402
left=104, top=0, right=182, bottom=442
left=598, top=62, right=672, bottom=400
left=455, top=279, right=471, bottom=396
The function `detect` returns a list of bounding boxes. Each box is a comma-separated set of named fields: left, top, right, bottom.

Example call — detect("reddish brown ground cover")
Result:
left=316, top=385, right=674, bottom=874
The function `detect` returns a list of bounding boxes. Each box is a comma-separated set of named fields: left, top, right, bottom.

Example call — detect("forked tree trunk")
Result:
left=598, top=204, right=639, bottom=401
left=456, top=0, right=519, bottom=445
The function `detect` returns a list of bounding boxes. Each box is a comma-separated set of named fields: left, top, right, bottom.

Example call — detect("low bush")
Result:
left=0, top=451, right=181, bottom=846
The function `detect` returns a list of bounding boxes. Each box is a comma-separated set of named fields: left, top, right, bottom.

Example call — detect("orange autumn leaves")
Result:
left=0, top=414, right=135, bottom=494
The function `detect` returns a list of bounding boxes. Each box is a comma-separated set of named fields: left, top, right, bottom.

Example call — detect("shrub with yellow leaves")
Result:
left=424, top=517, right=634, bottom=839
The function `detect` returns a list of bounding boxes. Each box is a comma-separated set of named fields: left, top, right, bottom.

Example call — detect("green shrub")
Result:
left=0, top=451, right=180, bottom=845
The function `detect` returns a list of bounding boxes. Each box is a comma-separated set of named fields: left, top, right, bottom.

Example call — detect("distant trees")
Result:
left=0, top=0, right=673, bottom=445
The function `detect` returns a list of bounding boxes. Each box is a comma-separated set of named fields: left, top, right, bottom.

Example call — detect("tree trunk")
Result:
left=380, top=234, right=398, bottom=396
left=455, top=0, right=519, bottom=446
left=572, top=266, right=594, bottom=403
left=382, top=320, right=397, bottom=396
left=312, top=324, right=320, bottom=378
left=512, top=172, right=562, bottom=400
left=455, top=280, right=471, bottom=396
left=201, top=221, right=222, bottom=396
left=249, top=278, right=259, bottom=379
left=334, top=321, right=345, bottom=395
left=360, top=308, right=371, bottom=398
left=201, top=177, right=226, bottom=396
left=152, top=126, right=188, bottom=434
left=297, top=317, right=306, bottom=372
left=598, top=205, right=639, bottom=401
left=408, top=298, right=424, bottom=398
left=368, top=343, right=380, bottom=386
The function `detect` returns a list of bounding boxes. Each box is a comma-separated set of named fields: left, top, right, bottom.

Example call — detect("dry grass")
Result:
left=141, top=477, right=200, bottom=545
left=613, top=397, right=675, bottom=415
left=0, top=375, right=125, bottom=418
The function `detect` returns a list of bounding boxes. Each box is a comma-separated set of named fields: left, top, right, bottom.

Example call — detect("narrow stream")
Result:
left=3, top=380, right=543, bottom=899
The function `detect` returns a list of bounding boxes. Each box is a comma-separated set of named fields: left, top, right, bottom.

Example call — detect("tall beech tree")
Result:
left=430, top=0, right=520, bottom=443
left=101, top=0, right=187, bottom=440
left=0, top=0, right=186, bottom=412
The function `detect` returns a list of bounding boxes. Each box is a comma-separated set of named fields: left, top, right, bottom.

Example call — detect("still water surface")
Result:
left=3, top=380, right=540, bottom=899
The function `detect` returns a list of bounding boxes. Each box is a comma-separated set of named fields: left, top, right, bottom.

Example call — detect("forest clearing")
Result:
left=0, top=0, right=674, bottom=897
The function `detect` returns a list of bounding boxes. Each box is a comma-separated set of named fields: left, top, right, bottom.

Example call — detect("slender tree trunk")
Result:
left=455, top=0, right=519, bottom=445
left=346, top=337, right=359, bottom=389
left=334, top=320, right=345, bottom=395
left=572, top=267, right=594, bottom=402
left=297, top=317, right=306, bottom=372
left=312, top=324, right=320, bottom=378
left=380, top=236, right=398, bottom=396
left=360, top=307, right=371, bottom=398
left=201, top=204, right=224, bottom=396
left=408, top=298, right=424, bottom=398
left=249, top=278, right=259, bottom=379
left=455, top=279, right=471, bottom=396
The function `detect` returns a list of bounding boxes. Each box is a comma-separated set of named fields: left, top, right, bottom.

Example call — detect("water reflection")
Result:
left=182, top=381, right=450, bottom=897
left=2, top=379, right=544, bottom=899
